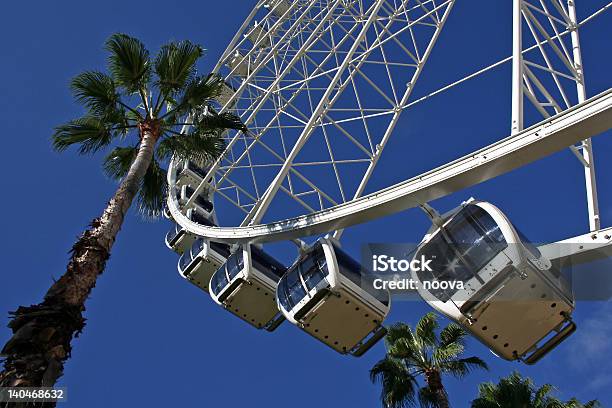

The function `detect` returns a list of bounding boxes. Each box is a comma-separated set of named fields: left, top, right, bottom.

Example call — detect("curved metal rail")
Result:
left=167, top=88, right=612, bottom=243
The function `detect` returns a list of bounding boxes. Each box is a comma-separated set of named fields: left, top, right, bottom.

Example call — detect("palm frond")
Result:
left=370, top=357, right=417, bottom=408
left=388, top=337, right=426, bottom=366
left=539, top=397, right=565, bottom=408
left=471, top=378, right=517, bottom=408
left=438, top=356, right=488, bottom=379
left=438, top=323, right=466, bottom=348
left=384, top=323, right=428, bottom=367
left=534, top=383, right=556, bottom=406
left=125, top=109, right=142, bottom=123
left=137, top=157, right=167, bottom=218
left=155, top=40, right=204, bottom=97
left=473, top=382, right=498, bottom=404
left=385, top=323, right=415, bottom=348
left=192, top=110, right=247, bottom=133
left=474, top=372, right=534, bottom=407
left=415, top=312, right=439, bottom=348
left=470, top=398, right=499, bottom=408
left=569, top=399, right=602, bottom=408
left=501, top=373, right=535, bottom=407
left=105, top=33, right=151, bottom=94
left=53, top=116, right=115, bottom=154
left=157, top=130, right=225, bottom=164
left=170, top=74, right=225, bottom=117
left=432, top=341, right=464, bottom=365
left=71, top=71, right=122, bottom=117
left=103, top=146, right=137, bottom=180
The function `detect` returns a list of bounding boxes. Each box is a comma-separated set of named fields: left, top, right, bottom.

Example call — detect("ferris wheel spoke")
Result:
left=241, top=0, right=455, bottom=227
left=244, top=0, right=390, bottom=226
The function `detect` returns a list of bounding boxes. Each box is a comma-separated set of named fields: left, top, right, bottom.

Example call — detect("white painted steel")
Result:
left=512, top=0, right=524, bottom=135
left=568, top=0, right=601, bottom=231
left=166, top=0, right=611, bottom=245
left=167, top=90, right=612, bottom=243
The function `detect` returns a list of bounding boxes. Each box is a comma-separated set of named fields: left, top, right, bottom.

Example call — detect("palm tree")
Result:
left=370, top=312, right=488, bottom=408
left=0, top=33, right=245, bottom=388
left=471, top=372, right=601, bottom=408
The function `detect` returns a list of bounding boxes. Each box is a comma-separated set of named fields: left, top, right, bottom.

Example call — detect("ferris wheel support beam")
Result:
left=539, top=226, right=612, bottom=267
left=170, top=89, right=612, bottom=243
left=218, top=0, right=319, bottom=101
left=568, top=0, right=601, bottom=231
left=512, top=0, right=524, bottom=135
left=511, top=0, right=603, bottom=232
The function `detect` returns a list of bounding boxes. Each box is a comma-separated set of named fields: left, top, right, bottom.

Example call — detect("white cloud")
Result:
left=567, top=302, right=612, bottom=374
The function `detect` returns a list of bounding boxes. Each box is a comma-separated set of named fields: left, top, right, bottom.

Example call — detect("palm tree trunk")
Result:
left=0, top=126, right=158, bottom=393
left=425, top=370, right=450, bottom=408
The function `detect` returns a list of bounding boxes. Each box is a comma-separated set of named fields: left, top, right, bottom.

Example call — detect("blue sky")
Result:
left=1, top=1, right=611, bottom=407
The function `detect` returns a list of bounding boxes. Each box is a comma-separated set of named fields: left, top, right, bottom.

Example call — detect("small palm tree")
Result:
left=471, top=372, right=601, bottom=408
left=0, top=33, right=245, bottom=388
left=370, top=312, right=488, bottom=408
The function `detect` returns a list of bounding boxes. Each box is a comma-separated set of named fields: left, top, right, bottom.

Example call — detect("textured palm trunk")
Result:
left=425, top=369, right=450, bottom=408
left=0, top=123, right=159, bottom=397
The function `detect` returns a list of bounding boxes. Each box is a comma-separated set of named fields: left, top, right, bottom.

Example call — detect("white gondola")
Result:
left=412, top=199, right=575, bottom=364
left=264, top=0, right=291, bottom=18
left=174, top=159, right=213, bottom=190
left=217, top=82, right=238, bottom=108
left=165, top=208, right=214, bottom=254
left=245, top=21, right=272, bottom=48
left=209, top=245, right=287, bottom=330
left=176, top=184, right=214, bottom=216
left=227, top=51, right=250, bottom=78
left=178, top=238, right=231, bottom=293
left=276, top=238, right=390, bottom=356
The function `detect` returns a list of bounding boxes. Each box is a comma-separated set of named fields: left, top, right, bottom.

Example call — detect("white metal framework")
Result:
left=170, top=91, right=611, bottom=242
left=167, top=0, right=611, bottom=244
left=161, top=0, right=612, bottom=363
left=511, top=0, right=603, bottom=231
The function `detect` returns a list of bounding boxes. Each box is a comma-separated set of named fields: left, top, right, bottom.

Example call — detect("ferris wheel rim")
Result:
left=167, top=88, right=612, bottom=244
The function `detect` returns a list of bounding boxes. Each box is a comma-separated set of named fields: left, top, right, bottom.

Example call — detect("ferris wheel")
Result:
left=165, top=0, right=612, bottom=361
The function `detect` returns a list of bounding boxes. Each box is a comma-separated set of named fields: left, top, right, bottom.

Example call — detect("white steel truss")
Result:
left=167, top=0, right=612, bottom=244
left=512, top=0, right=602, bottom=231
left=183, top=0, right=456, bottom=228
left=168, top=89, right=612, bottom=243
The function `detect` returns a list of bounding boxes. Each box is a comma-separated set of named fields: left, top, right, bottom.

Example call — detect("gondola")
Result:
left=165, top=208, right=215, bottom=254
left=276, top=238, right=390, bottom=356
left=174, top=159, right=213, bottom=190
left=264, top=0, right=291, bottom=17
left=178, top=238, right=231, bottom=293
left=209, top=245, right=287, bottom=330
left=412, top=199, right=575, bottom=364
